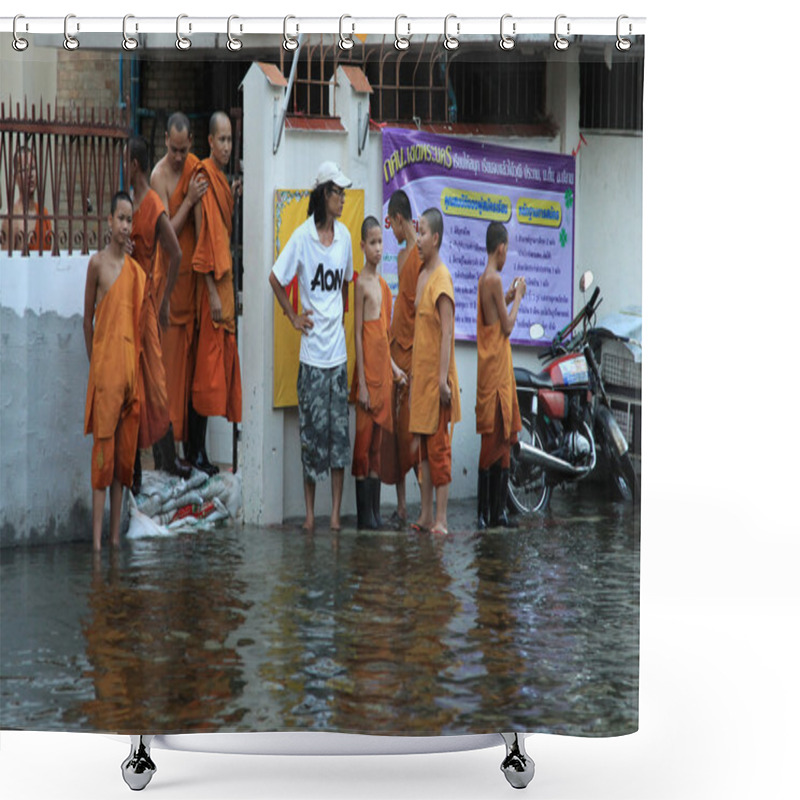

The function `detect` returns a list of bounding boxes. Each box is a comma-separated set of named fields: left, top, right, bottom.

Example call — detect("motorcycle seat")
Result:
left=514, top=367, right=553, bottom=390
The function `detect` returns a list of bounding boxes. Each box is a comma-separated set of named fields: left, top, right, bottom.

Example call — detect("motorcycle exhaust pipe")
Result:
left=516, top=440, right=591, bottom=478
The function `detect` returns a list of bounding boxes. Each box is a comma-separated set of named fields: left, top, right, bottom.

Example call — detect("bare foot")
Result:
left=302, top=516, right=315, bottom=533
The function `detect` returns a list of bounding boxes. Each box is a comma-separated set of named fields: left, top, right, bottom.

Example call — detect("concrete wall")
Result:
left=239, top=53, right=643, bottom=525
left=1, top=256, right=92, bottom=546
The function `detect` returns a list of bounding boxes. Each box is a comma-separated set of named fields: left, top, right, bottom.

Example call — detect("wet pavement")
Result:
left=0, top=487, right=639, bottom=737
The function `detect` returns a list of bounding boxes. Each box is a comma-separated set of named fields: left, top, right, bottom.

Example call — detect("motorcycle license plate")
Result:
left=560, top=355, right=589, bottom=385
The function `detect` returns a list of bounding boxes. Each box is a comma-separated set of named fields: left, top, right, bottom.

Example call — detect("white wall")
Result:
left=240, top=54, right=643, bottom=525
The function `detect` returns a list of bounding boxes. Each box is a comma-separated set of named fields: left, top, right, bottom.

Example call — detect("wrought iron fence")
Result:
left=0, top=98, right=130, bottom=256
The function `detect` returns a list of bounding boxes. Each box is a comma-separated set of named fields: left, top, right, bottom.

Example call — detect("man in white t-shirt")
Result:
left=269, top=162, right=355, bottom=532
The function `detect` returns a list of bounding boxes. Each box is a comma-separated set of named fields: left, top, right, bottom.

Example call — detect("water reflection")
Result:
left=1, top=491, right=639, bottom=736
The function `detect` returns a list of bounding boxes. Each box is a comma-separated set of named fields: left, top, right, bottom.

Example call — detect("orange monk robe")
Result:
left=381, top=245, right=423, bottom=482
left=159, top=152, right=200, bottom=442
left=350, top=277, right=394, bottom=477
left=475, top=282, right=522, bottom=469
left=409, top=262, right=461, bottom=488
left=409, top=261, right=461, bottom=434
left=191, top=157, right=242, bottom=422
left=131, top=188, right=172, bottom=449
left=84, top=255, right=146, bottom=489
left=27, top=203, right=53, bottom=253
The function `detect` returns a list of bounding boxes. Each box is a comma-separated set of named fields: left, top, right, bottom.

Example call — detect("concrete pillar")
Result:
left=240, top=63, right=288, bottom=525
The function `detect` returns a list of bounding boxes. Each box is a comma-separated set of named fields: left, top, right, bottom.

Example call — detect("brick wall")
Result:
left=139, top=59, right=213, bottom=163
left=56, top=49, right=121, bottom=110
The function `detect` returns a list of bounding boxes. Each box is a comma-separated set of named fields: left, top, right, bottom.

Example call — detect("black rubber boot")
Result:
left=490, top=464, right=518, bottom=528
left=157, top=424, right=192, bottom=480
left=369, top=477, right=383, bottom=529
left=477, top=469, right=490, bottom=530
left=356, top=479, right=377, bottom=529
left=132, top=449, right=142, bottom=496
left=187, top=404, right=219, bottom=477
left=152, top=438, right=163, bottom=471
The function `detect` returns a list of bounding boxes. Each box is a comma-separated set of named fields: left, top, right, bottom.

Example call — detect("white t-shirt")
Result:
left=271, top=216, right=354, bottom=368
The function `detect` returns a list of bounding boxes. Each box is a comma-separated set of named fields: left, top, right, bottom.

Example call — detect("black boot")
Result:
left=187, top=403, right=219, bottom=476
left=132, top=449, right=142, bottom=496
left=152, top=438, right=163, bottom=471
left=356, top=479, right=377, bottom=529
left=157, top=424, right=192, bottom=480
left=477, top=469, right=490, bottom=530
left=369, top=477, right=383, bottom=528
left=490, top=463, right=518, bottom=528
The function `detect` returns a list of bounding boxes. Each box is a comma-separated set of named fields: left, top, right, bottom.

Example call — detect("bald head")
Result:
left=209, top=111, right=231, bottom=137
left=166, top=111, right=191, bottom=137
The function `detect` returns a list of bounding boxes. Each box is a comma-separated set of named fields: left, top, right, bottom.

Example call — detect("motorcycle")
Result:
left=508, top=272, right=639, bottom=513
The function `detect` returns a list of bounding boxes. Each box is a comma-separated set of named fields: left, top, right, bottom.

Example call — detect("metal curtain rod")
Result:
left=2, top=15, right=645, bottom=51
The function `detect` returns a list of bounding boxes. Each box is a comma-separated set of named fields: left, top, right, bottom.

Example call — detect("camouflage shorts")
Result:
left=297, top=362, right=351, bottom=483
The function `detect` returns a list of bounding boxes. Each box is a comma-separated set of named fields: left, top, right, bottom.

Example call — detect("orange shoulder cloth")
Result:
left=192, top=157, right=233, bottom=281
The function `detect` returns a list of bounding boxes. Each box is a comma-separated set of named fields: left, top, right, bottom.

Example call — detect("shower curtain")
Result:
left=0, top=17, right=642, bottom=754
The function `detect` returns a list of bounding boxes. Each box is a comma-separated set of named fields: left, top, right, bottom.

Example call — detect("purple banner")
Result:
left=381, top=128, right=576, bottom=345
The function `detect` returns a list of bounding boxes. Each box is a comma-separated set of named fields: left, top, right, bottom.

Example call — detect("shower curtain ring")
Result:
left=12, top=15, right=29, bottom=52
left=227, top=16, right=243, bottom=51
left=554, top=14, right=570, bottom=51
left=616, top=15, right=632, bottom=51
left=283, top=16, right=299, bottom=51
left=499, top=14, right=516, bottom=51
left=444, top=14, right=459, bottom=50
left=394, top=15, right=410, bottom=51
left=63, top=14, right=80, bottom=51
left=122, top=15, right=139, bottom=51
left=339, top=15, right=354, bottom=50
left=175, top=14, right=192, bottom=50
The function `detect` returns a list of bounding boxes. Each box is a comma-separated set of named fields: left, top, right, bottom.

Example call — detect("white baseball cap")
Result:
left=313, top=161, right=352, bottom=189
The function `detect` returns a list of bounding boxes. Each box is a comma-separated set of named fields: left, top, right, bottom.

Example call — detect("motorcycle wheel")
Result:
left=606, top=445, right=639, bottom=502
left=508, top=417, right=552, bottom=514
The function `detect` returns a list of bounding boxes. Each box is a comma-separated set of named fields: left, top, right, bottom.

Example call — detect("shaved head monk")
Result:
left=1, top=146, right=53, bottom=254
left=408, top=208, right=461, bottom=535
left=128, top=135, right=189, bottom=487
left=150, top=112, right=208, bottom=461
left=476, top=221, right=526, bottom=529
left=381, top=189, right=422, bottom=527
left=190, top=111, right=243, bottom=473
left=351, top=216, right=407, bottom=529
left=83, top=192, right=146, bottom=550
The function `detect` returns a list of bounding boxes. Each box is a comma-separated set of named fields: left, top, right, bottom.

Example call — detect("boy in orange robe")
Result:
left=475, top=221, right=526, bottom=529
left=151, top=112, right=207, bottom=449
left=380, top=189, right=422, bottom=526
left=128, top=136, right=187, bottom=485
left=83, top=192, right=146, bottom=551
left=351, top=216, right=407, bottom=529
left=1, top=147, right=53, bottom=254
left=190, top=111, right=243, bottom=474
left=408, top=208, right=461, bottom=535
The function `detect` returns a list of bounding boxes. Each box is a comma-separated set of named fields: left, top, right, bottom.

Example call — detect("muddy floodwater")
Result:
left=1, top=489, right=639, bottom=737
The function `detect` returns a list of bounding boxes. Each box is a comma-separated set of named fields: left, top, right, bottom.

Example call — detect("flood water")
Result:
left=1, top=488, right=639, bottom=737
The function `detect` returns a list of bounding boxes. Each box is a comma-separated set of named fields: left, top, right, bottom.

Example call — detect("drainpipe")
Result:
left=274, top=33, right=304, bottom=155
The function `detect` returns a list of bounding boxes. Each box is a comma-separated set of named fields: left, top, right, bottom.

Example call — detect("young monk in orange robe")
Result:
left=83, top=192, right=146, bottom=551
left=476, top=221, right=527, bottom=529
left=351, top=217, right=407, bottom=529
left=408, top=208, right=461, bottom=535
left=151, top=112, right=207, bottom=448
left=190, top=111, right=242, bottom=474
left=128, top=136, right=185, bottom=485
left=380, top=189, right=422, bottom=526
left=0, top=147, right=53, bottom=254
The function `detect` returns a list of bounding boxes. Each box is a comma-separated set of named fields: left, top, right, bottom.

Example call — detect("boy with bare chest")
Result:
left=83, top=192, right=146, bottom=551
left=351, top=216, right=406, bottom=528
